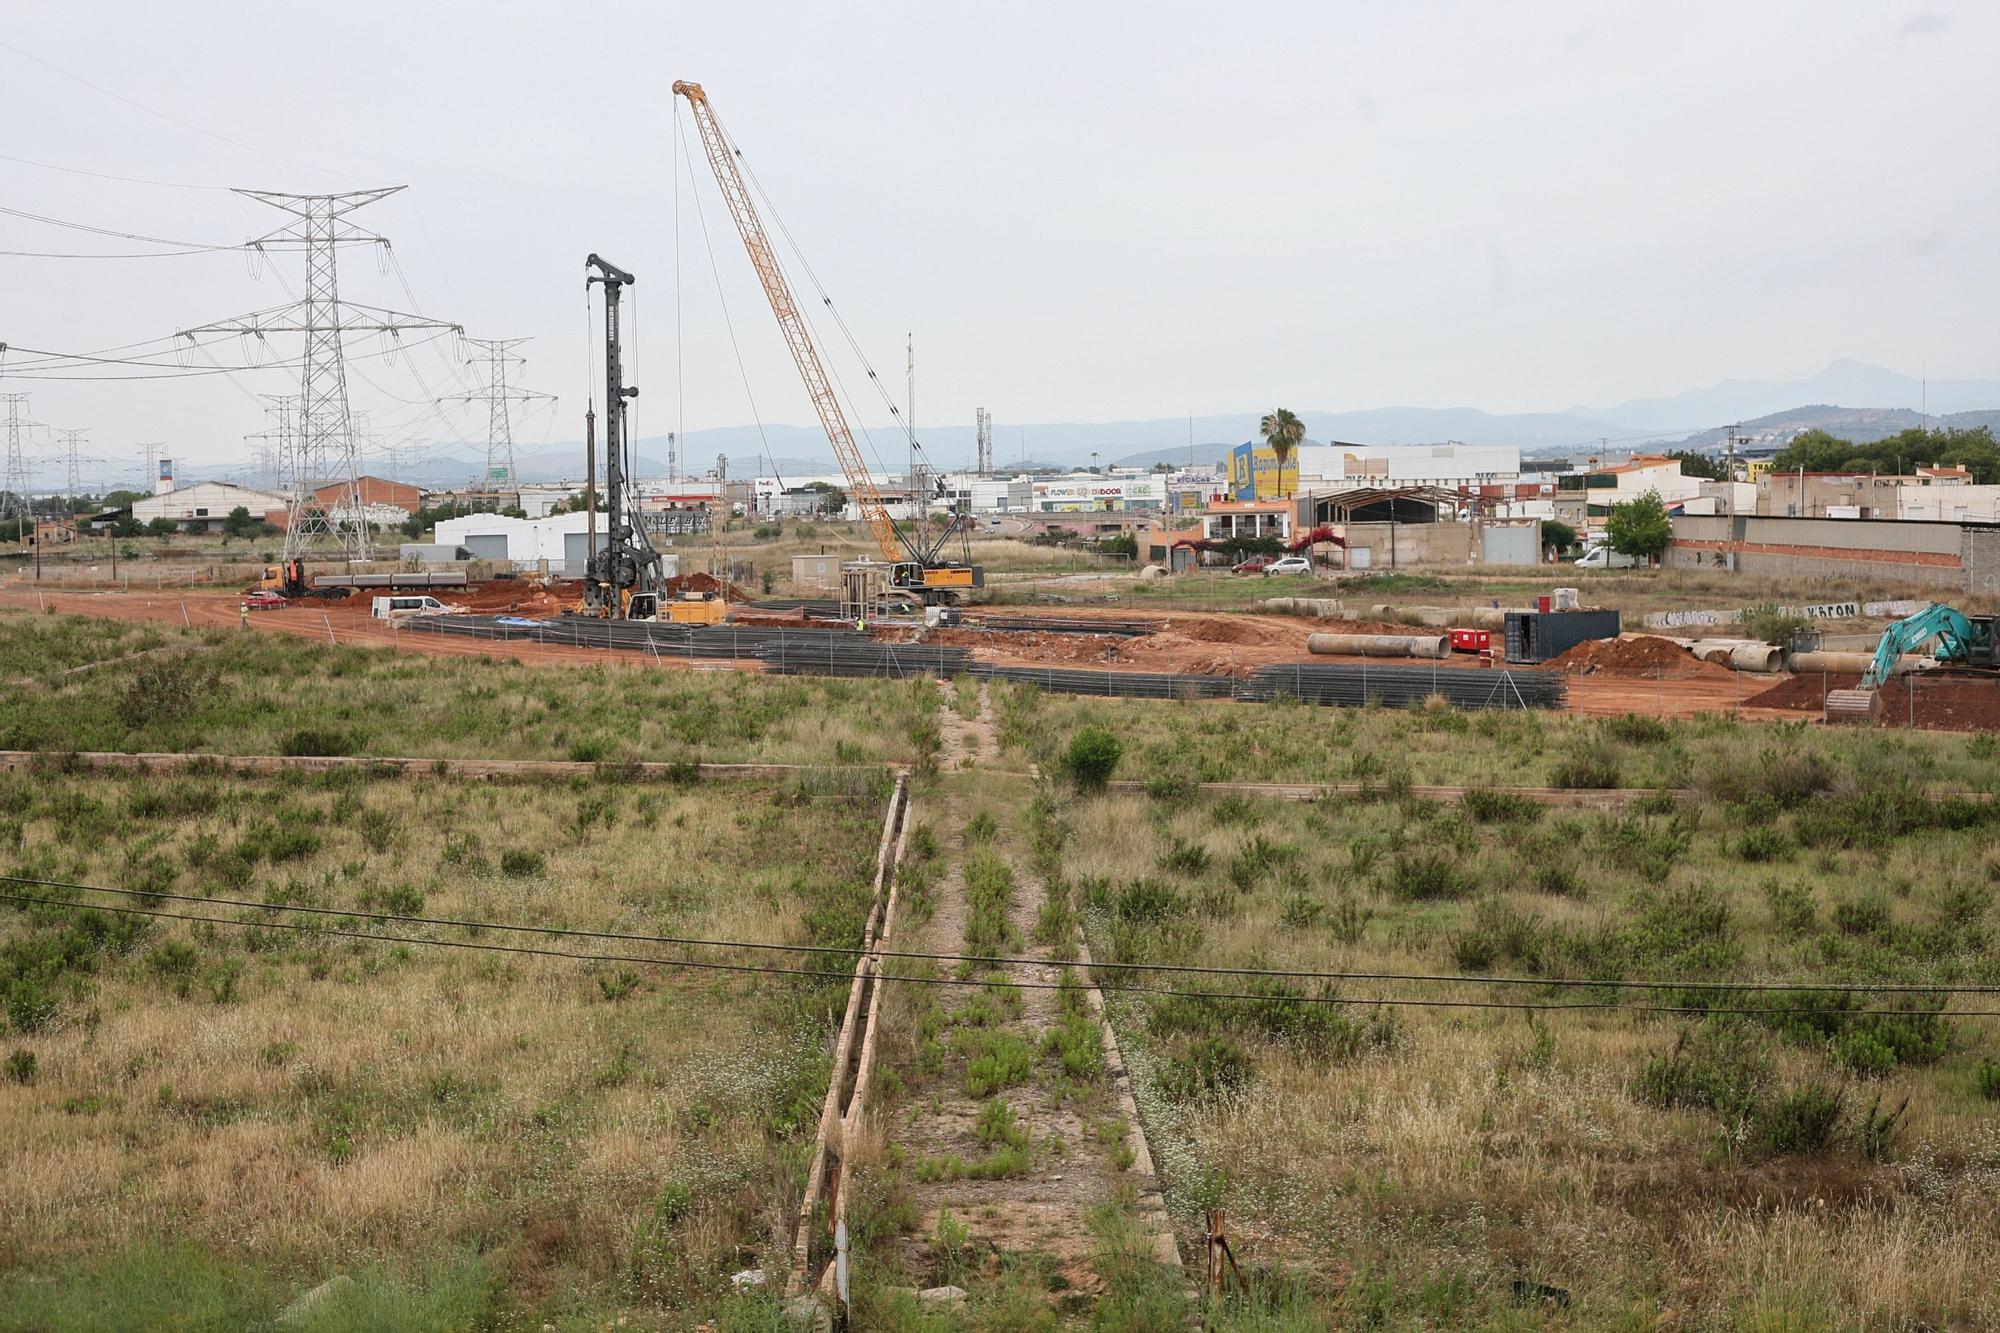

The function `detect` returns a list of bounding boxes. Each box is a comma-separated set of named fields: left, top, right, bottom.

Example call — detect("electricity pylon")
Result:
left=181, top=188, right=461, bottom=562
left=439, top=337, right=554, bottom=494
left=56, top=429, right=87, bottom=509
left=1, top=394, right=32, bottom=524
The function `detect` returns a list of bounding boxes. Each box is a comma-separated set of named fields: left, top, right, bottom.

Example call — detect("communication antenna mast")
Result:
left=182, top=188, right=461, bottom=563
left=440, top=337, right=555, bottom=496
left=976, top=407, right=992, bottom=477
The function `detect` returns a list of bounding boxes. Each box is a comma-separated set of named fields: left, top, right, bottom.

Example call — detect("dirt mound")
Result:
left=663, top=572, right=750, bottom=601
left=1747, top=671, right=2000, bottom=731
left=445, top=578, right=581, bottom=615
left=1162, top=614, right=1298, bottom=646
left=1547, top=634, right=1726, bottom=678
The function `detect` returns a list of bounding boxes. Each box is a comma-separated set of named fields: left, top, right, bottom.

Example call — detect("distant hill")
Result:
left=1668, top=405, right=2000, bottom=452
left=1587, top=359, right=2000, bottom=433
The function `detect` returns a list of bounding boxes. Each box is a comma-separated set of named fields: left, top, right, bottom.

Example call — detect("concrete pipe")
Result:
left=1456, top=607, right=1509, bottom=630
left=1260, top=596, right=1344, bottom=618
left=1788, top=651, right=1928, bottom=677
left=1307, top=632, right=1452, bottom=659
left=1690, top=638, right=1786, bottom=672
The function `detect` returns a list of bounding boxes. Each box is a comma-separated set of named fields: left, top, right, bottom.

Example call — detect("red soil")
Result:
left=1745, top=670, right=2000, bottom=730
left=1546, top=634, right=1729, bottom=679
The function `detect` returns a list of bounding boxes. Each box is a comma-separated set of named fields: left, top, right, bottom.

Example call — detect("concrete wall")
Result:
left=1667, top=514, right=1996, bottom=593
left=1340, top=520, right=1471, bottom=570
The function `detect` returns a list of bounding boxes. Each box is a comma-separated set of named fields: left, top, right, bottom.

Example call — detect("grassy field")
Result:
left=0, top=762, right=889, bottom=1328
left=1030, top=718, right=2000, bottom=1329
left=0, top=610, right=936, bottom=769
left=991, top=679, right=2000, bottom=791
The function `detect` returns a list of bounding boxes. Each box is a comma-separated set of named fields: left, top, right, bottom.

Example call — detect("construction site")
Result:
left=7, top=14, right=2000, bottom=1333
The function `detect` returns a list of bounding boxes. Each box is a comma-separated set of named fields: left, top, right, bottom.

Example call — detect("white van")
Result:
left=370, top=594, right=451, bottom=619
left=1573, top=546, right=1638, bottom=570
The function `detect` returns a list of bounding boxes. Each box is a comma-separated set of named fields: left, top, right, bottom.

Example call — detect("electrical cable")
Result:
left=674, top=113, right=774, bottom=468
left=4, top=889, right=1992, bottom=1019
left=0, top=203, right=242, bottom=250
left=0, top=151, right=228, bottom=191
left=0, top=38, right=385, bottom=186
left=0, top=872, right=1986, bottom=1000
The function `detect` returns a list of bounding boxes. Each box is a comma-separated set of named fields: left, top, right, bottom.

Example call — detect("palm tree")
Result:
left=1259, top=408, right=1306, bottom=499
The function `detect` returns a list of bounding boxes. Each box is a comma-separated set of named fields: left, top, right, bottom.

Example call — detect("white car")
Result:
left=1572, top=546, right=1637, bottom=569
left=1263, top=555, right=1313, bottom=576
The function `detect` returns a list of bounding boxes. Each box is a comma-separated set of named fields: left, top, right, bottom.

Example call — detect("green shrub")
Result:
left=1761, top=1082, right=1845, bottom=1155
left=278, top=727, right=361, bottom=757
left=499, top=849, right=546, bottom=878
left=958, top=1029, right=1034, bottom=1097
left=1550, top=743, right=1621, bottom=790
left=1751, top=885, right=1814, bottom=946
left=1114, top=878, right=1188, bottom=924
left=1158, top=1034, right=1255, bottom=1103
left=1463, top=788, right=1543, bottom=824
left=965, top=810, right=998, bottom=844
left=1383, top=849, right=1474, bottom=902
left=1634, top=1019, right=1771, bottom=1124
left=1602, top=714, right=1671, bottom=745
left=1979, top=1059, right=2000, bottom=1102
left=1157, top=838, right=1211, bottom=875
left=1062, top=727, right=1122, bottom=791
left=4, top=1048, right=34, bottom=1084
left=1832, top=891, right=1893, bottom=938
left=1734, top=828, right=1794, bottom=863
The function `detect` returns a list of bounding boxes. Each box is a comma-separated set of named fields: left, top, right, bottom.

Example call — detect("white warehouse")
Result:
left=433, top=511, right=679, bottom=578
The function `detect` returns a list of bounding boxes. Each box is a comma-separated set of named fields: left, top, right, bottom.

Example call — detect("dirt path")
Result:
left=884, top=766, right=1140, bottom=1308
left=888, top=768, right=1128, bottom=1288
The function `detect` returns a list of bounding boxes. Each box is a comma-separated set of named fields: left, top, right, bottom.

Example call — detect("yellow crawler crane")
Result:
left=673, top=79, right=982, bottom=608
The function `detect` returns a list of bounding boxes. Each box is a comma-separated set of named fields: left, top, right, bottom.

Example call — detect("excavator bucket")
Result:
left=1824, top=688, right=1880, bottom=724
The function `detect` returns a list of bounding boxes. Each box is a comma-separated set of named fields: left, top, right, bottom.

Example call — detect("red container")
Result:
left=1536, top=595, right=1552, bottom=613
left=1448, top=628, right=1491, bottom=653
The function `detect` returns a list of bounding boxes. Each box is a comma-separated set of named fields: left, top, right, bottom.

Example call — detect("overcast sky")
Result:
left=2, top=1, right=1995, bottom=479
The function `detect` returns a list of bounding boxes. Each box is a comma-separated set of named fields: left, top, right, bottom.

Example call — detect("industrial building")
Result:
left=1668, top=513, right=2000, bottom=596
left=433, top=510, right=677, bottom=578
left=1228, top=441, right=1521, bottom=501
left=131, top=480, right=290, bottom=531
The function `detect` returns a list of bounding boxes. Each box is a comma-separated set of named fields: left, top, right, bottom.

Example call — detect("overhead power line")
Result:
left=1, top=874, right=1987, bottom=1003
left=0, top=38, right=384, bottom=185
left=4, top=889, right=1993, bottom=1019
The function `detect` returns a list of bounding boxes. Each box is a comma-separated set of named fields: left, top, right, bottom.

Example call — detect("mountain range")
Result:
left=156, top=359, right=2000, bottom=491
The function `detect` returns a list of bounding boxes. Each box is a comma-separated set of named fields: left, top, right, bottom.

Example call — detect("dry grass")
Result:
left=0, top=766, right=884, bottom=1321
left=1062, top=762, right=2000, bottom=1327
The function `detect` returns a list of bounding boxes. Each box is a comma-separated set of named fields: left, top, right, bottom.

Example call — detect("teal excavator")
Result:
left=1825, top=602, right=2000, bottom=722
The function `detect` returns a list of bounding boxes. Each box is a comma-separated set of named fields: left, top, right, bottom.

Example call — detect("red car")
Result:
left=244, top=590, right=289, bottom=610
left=1231, top=555, right=1273, bottom=575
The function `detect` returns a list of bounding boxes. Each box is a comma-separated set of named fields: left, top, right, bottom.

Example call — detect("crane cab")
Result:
left=890, top=560, right=982, bottom=604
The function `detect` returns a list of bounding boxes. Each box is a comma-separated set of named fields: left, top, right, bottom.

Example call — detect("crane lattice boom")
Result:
left=672, top=80, right=902, bottom=564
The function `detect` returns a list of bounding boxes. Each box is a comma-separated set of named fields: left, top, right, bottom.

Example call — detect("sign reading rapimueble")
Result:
left=1642, top=599, right=1921, bottom=630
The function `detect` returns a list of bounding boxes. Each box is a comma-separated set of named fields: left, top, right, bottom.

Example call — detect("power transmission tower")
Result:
left=56, top=429, right=87, bottom=512
left=181, top=188, right=460, bottom=562
left=439, top=337, right=554, bottom=495
left=2, top=394, right=33, bottom=524
left=245, top=395, right=300, bottom=495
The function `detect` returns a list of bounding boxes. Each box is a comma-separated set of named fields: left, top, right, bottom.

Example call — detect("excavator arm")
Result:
left=672, top=81, right=907, bottom=567
left=1859, top=603, right=1978, bottom=690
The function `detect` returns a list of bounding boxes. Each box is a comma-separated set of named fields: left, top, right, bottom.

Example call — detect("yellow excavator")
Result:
left=674, top=80, right=982, bottom=609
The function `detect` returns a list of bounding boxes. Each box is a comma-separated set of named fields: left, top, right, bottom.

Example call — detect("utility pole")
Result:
left=440, top=337, right=555, bottom=499
left=182, top=188, right=460, bottom=564
left=2, top=393, right=32, bottom=536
